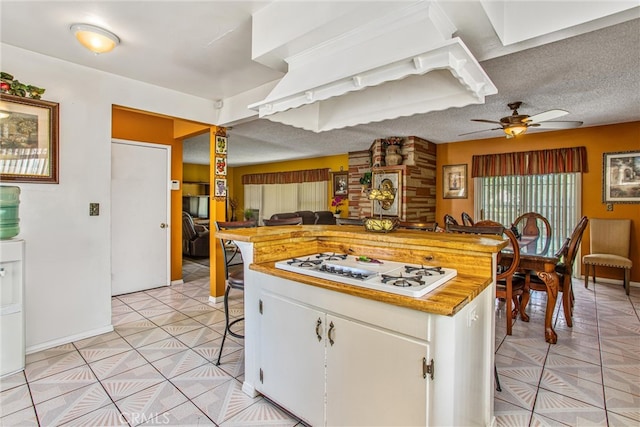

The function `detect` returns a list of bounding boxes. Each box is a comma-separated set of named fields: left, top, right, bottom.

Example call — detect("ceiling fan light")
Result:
left=504, top=125, right=528, bottom=137
left=70, top=24, right=120, bottom=54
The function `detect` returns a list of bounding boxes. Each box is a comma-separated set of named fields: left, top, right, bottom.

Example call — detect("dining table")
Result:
left=502, top=235, right=562, bottom=344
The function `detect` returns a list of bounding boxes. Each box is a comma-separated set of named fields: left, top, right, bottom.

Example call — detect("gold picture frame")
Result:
left=332, top=172, right=348, bottom=196
left=0, top=94, right=59, bottom=183
left=442, top=164, right=467, bottom=199
left=372, top=169, right=402, bottom=216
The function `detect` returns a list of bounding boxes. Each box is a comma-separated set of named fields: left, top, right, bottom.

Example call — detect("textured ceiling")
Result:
left=1, top=1, right=638, bottom=166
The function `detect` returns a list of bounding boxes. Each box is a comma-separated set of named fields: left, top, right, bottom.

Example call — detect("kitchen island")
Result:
left=215, top=225, right=506, bottom=426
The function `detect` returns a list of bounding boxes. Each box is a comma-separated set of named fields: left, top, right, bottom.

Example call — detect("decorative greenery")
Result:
left=0, top=72, right=46, bottom=99
left=244, top=209, right=255, bottom=220
left=359, top=171, right=372, bottom=186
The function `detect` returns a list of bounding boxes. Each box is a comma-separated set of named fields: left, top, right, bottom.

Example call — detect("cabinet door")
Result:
left=258, top=292, right=325, bottom=426
left=326, top=315, right=429, bottom=426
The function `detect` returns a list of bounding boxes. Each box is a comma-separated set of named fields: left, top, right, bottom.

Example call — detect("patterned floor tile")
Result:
left=602, top=366, right=640, bottom=396
left=89, top=349, right=149, bottom=381
left=493, top=376, right=539, bottom=411
left=146, top=311, right=190, bottom=326
left=101, top=363, right=165, bottom=401
left=220, top=398, right=299, bottom=427
left=601, top=351, right=640, bottom=377
left=29, top=364, right=97, bottom=404
left=600, top=335, right=640, bottom=361
left=607, top=410, right=640, bottom=426
left=150, top=349, right=209, bottom=379
left=126, top=297, right=168, bottom=311
left=25, top=350, right=86, bottom=382
left=60, top=403, right=128, bottom=426
left=78, top=336, right=133, bottom=363
left=170, top=363, right=234, bottom=399
left=162, top=297, right=203, bottom=311
left=539, top=369, right=604, bottom=408
left=161, top=317, right=207, bottom=336
left=178, top=302, right=220, bottom=318
left=74, top=330, right=122, bottom=349
left=117, top=293, right=155, bottom=305
left=123, top=327, right=173, bottom=349
left=137, top=337, right=189, bottom=362
left=605, top=386, right=640, bottom=422
left=543, top=353, right=602, bottom=383
left=136, top=305, right=176, bottom=319
left=0, top=383, right=32, bottom=418
left=115, top=381, right=188, bottom=426
left=0, top=370, right=26, bottom=392
left=25, top=343, right=76, bottom=364
left=34, top=383, right=112, bottom=426
left=192, top=380, right=261, bottom=425
left=495, top=340, right=548, bottom=366
left=529, top=412, right=572, bottom=426
left=139, top=401, right=215, bottom=426
left=174, top=325, right=221, bottom=348
left=114, top=319, right=158, bottom=337
left=493, top=399, right=531, bottom=427
left=548, top=339, right=601, bottom=365
left=112, top=311, right=146, bottom=326
left=192, top=310, right=227, bottom=326
left=494, top=353, right=543, bottom=386
left=533, top=389, right=607, bottom=425
left=0, top=405, right=38, bottom=426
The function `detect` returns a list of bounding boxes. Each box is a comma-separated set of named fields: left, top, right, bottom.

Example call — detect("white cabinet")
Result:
left=0, top=239, right=25, bottom=377
left=256, top=286, right=429, bottom=426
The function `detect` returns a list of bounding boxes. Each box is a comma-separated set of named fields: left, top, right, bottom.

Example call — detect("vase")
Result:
left=385, top=145, right=402, bottom=166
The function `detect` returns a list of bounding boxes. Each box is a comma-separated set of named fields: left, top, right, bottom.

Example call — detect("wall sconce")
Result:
left=70, top=23, right=120, bottom=54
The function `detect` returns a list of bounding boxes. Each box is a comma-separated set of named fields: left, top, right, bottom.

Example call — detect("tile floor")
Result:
left=1, top=259, right=638, bottom=426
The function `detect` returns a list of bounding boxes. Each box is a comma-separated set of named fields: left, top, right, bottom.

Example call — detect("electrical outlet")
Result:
left=606, top=203, right=613, bottom=212
left=89, top=203, right=100, bottom=216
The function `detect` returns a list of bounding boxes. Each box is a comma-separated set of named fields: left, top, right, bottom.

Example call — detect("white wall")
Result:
left=1, top=44, right=216, bottom=352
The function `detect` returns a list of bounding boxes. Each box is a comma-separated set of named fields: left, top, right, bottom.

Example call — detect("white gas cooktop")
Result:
left=275, top=253, right=457, bottom=297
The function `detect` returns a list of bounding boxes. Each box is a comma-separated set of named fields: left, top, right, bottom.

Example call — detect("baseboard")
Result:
left=26, top=324, right=114, bottom=355
left=171, top=279, right=184, bottom=286
left=209, top=295, right=224, bottom=304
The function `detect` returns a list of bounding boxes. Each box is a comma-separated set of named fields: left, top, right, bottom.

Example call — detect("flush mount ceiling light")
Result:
left=503, top=124, right=528, bottom=138
left=70, top=23, right=120, bottom=54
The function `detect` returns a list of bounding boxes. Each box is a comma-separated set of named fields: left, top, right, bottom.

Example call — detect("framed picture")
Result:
left=0, top=94, right=59, bottom=183
left=603, top=150, right=640, bottom=203
left=215, top=135, right=227, bottom=154
left=214, top=178, right=227, bottom=197
left=372, top=169, right=402, bottom=216
left=442, top=164, right=467, bottom=199
left=332, top=172, right=348, bottom=196
left=215, top=156, right=227, bottom=176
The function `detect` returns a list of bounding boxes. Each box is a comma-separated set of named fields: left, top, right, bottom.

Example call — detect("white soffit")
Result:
left=248, top=1, right=497, bottom=132
left=480, top=0, right=640, bottom=46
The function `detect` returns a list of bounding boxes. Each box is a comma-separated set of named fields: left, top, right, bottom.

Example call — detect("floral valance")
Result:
left=471, top=146, right=588, bottom=177
left=242, top=168, right=330, bottom=185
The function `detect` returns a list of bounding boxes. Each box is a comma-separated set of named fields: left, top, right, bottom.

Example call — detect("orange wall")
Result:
left=436, top=121, right=640, bottom=283
left=229, top=154, right=349, bottom=217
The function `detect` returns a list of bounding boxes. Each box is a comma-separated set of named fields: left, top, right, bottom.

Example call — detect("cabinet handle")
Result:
left=328, top=321, right=335, bottom=346
left=315, top=318, right=322, bottom=341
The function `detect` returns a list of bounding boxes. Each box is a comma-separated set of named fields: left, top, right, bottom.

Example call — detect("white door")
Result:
left=111, top=139, right=170, bottom=296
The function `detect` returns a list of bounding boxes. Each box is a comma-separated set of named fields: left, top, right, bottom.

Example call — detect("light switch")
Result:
left=89, top=203, right=99, bottom=216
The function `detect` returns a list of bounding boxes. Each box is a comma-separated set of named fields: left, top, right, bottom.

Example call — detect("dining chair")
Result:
left=398, top=221, right=438, bottom=231
left=511, top=212, right=552, bottom=255
left=214, top=220, right=257, bottom=365
left=443, top=214, right=458, bottom=226
left=447, top=220, right=528, bottom=335
left=522, top=216, right=588, bottom=327
left=582, top=218, right=632, bottom=295
left=461, top=212, right=474, bottom=226
left=263, top=217, right=303, bottom=226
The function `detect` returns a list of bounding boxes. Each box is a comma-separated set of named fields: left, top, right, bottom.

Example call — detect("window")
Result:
left=475, top=173, right=581, bottom=253
left=244, top=181, right=328, bottom=224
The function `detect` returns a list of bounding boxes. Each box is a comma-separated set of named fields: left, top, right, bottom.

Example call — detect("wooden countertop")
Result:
left=216, top=224, right=506, bottom=316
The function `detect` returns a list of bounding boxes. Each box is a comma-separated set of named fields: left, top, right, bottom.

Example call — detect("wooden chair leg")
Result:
left=584, top=264, right=590, bottom=289
left=562, top=277, right=573, bottom=327
left=625, top=268, right=630, bottom=295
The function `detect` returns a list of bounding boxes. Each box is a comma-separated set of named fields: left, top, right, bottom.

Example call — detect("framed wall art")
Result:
left=0, top=94, right=59, bottom=183
left=332, top=171, right=348, bottom=196
left=215, top=156, right=227, bottom=176
left=214, top=178, right=227, bottom=197
left=603, top=150, right=640, bottom=203
left=372, top=169, right=402, bottom=216
left=442, top=164, right=467, bottom=199
left=215, top=135, right=227, bottom=154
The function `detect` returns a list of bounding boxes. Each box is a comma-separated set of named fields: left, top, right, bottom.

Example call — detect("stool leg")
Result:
left=495, top=365, right=502, bottom=392
left=216, top=284, right=232, bottom=366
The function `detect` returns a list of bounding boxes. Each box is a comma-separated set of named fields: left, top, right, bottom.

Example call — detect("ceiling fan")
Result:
left=461, top=101, right=583, bottom=139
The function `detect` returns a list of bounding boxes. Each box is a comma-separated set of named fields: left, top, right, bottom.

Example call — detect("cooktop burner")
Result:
left=275, top=254, right=457, bottom=297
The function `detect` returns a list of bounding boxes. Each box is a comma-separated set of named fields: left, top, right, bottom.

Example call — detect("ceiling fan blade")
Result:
left=471, top=119, right=502, bottom=125
left=525, top=109, right=568, bottom=123
left=534, top=120, right=583, bottom=129
left=458, top=127, right=502, bottom=136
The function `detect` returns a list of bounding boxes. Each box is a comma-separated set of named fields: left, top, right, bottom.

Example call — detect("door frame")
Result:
left=111, top=138, right=172, bottom=292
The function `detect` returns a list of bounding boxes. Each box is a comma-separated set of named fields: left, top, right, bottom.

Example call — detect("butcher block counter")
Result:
left=216, top=224, right=505, bottom=426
